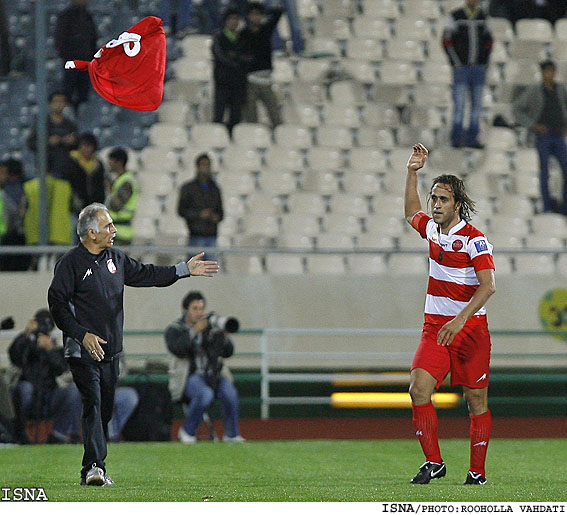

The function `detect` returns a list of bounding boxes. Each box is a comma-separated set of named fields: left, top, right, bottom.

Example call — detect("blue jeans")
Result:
left=182, top=374, right=240, bottom=438
left=536, top=132, right=567, bottom=214
left=109, top=386, right=139, bottom=441
left=161, top=0, right=247, bottom=34
left=451, top=65, right=486, bottom=146
left=266, top=0, right=305, bottom=54
left=12, top=381, right=82, bottom=440
left=189, top=234, right=217, bottom=262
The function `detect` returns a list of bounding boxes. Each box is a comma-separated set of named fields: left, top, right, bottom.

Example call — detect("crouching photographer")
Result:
left=165, top=291, right=244, bottom=443
left=8, top=309, right=81, bottom=444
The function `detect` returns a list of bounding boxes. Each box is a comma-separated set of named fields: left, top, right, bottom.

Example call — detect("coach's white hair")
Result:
left=77, top=202, right=109, bottom=239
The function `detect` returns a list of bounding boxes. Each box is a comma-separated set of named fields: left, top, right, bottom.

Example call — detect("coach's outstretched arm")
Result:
left=187, top=252, right=220, bottom=277
left=405, top=143, right=429, bottom=224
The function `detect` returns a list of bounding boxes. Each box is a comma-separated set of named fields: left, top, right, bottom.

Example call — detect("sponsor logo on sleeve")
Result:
left=474, top=239, right=488, bottom=253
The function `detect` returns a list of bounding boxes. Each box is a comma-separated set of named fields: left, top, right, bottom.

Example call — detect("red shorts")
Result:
left=411, top=319, right=492, bottom=389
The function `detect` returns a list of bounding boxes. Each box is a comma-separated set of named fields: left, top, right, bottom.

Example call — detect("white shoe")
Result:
left=178, top=426, right=197, bottom=443
left=222, top=435, right=246, bottom=443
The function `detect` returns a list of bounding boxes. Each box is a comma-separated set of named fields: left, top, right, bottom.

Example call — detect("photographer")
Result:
left=165, top=291, right=244, bottom=443
left=8, top=309, right=81, bottom=444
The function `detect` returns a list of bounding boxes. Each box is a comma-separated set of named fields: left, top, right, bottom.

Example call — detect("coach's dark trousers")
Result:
left=69, top=358, right=119, bottom=480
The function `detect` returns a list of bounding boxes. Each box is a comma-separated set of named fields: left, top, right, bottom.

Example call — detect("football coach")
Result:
left=48, top=202, right=219, bottom=486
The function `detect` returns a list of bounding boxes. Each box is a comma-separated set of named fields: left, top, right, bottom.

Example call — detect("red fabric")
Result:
left=469, top=410, right=492, bottom=476
left=68, top=16, right=166, bottom=111
left=412, top=402, right=442, bottom=464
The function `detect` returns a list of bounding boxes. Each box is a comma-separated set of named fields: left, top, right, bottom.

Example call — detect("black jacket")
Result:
left=442, top=7, right=493, bottom=67
left=48, top=243, right=190, bottom=363
left=177, top=178, right=224, bottom=237
left=54, top=4, right=98, bottom=61
left=240, top=8, right=283, bottom=73
left=212, top=29, right=249, bottom=86
left=9, top=332, right=68, bottom=393
left=62, top=155, right=106, bottom=215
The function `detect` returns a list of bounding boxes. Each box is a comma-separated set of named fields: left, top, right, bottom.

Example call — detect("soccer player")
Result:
left=404, top=144, right=496, bottom=485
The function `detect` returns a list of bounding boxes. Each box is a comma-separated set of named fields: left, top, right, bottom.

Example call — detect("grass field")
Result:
left=1, top=439, right=566, bottom=502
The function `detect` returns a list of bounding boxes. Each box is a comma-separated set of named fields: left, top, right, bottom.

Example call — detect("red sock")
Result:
left=412, top=402, right=442, bottom=464
left=469, top=410, right=492, bottom=476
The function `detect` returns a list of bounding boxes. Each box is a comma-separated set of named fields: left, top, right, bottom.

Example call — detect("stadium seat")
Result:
left=158, top=101, right=190, bottom=125
left=356, top=233, right=395, bottom=250
left=515, top=173, right=540, bottom=199
left=322, top=105, right=361, bottom=129
left=315, top=233, right=355, bottom=249
left=515, top=19, right=553, bottom=43
left=488, top=17, right=515, bottom=43
left=139, top=146, right=181, bottom=172
left=371, top=195, right=404, bottom=217
left=509, top=40, right=547, bottom=62
left=421, top=62, right=453, bottom=86
left=180, top=35, right=212, bottom=58
left=307, top=148, right=344, bottom=171
left=274, top=124, right=313, bottom=149
left=402, top=0, right=442, bottom=21
left=222, top=255, right=264, bottom=274
left=348, top=254, right=387, bottom=274
left=247, top=192, right=282, bottom=215
left=394, top=19, right=433, bottom=42
left=232, top=123, right=272, bottom=150
left=329, top=194, right=368, bottom=216
left=524, top=235, right=565, bottom=249
left=217, top=215, right=241, bottom=237
left=531, top=213, right=567, bottom=237
left=346, top=38, right=384, bottom=62
left=497, top=194, right=534, bottom=216
left=320, top=0, right=356, bottom=17
left=387, top=39, right=426, bottom=62
left=172, top=58, right=212, bottom=82
left=265, top=254, right=305, bottom=274
left=296, top=59, right=333, bottom=82
left=258, top=169, right=298, bottom=194
left=492, top=254, right=513, bottom=275
left=342, top=59, right=377, bottom=85
left=361, top=0, right=399, bottom=20
left=305, top=254, right=346, bottom=274
left=216, top=172, right=256, bottom=195
left=223, top=195, right=247, bottom=217
left=362, top=104, right=400, bottom=128
left=298, top=0, right=319, bottom=19
left=379, top=60, right=418, bottom=85
left=484, top=127, right=517, bottom=151
left=277, top=233, right=315, bottom=249
left=221, top=146, right=262, bottom=172
left=352, top=17, right=392, bottom=40
left=302, top=169, right=341, bottom=193
left=242, top=215, right=280, bottom=238
left=148, top=123, right=189, bottom=149
left=190, top=123, right=230, bottom=149
left=306, top=37, right=342, bottom=57
left=349, top=149, right=383, bottom=173
left=489, top=215, right=530, bottom=237
left=323, top=214, right=364, bottom=236
left=316, top=125, right=354, bottom=149
left=132, top=216, right=157, bottom=244
left=329, top=80, right=367, bottom=106
left=478, top=150, right=513, bottom=174
left=295, top=104, right=323, bottom=127
left=272, top=58, right=295, bottom=85
left=514, top=254, right=555, bottom=275
left=365, top=214, right=406, bottom=236
left=360, top=128, right=395, bottom=150
left=342, top=172, right=382, bottom=195
left=287, top=192, right=327, bottom=216
left=396, top=231, right=426, bottom=250
left=265, top=147, right=305, bottom=170
left=289, top=81, right=326, bottom=106
left=485, top=233, right=523, bottom=250
left=387, top=254, right=428, bottom=275
left=503, top=60, right=541, bottom=87
left=312, top=17, right=351, bottom=40
left=280, top=214, right=321, bottom=236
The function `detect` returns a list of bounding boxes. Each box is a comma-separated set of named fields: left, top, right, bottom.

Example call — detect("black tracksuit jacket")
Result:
left=48, top=243, right=190, bottom=363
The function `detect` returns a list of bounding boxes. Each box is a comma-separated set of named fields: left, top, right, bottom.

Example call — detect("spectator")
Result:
left=513, top=60, right=567, bottom=215
left=165, top=291, right=244, bottom=443
left=442, top=0, right=493, bottom=149
left=22, top=168, right=73, bottom=248
left=63, top=132, right=106, bottom=216
left=241, top=2, right=283, bottom=128
left=0, top=158, right=29, bottom=271
left=107, top=386, right=139, bottom=442
left=212, top=7, right=249, bottom=135
left=54, top=0, right=98, bottom=115
left=266, top=0, right=304, bottom=55
left=0, top=0, right=11, bottom=76
left=177, top=153, right=223, bottom=260
left=8, top=309, right=82, bottom=444
left=106, top=147, right=138, bottom=246
left=27, top=92, right=78, bottom=178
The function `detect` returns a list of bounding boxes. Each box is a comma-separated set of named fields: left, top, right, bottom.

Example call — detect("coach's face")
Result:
left=430, top=183, right=461, bottom=229
left=92, top=210, right=117, bottom=249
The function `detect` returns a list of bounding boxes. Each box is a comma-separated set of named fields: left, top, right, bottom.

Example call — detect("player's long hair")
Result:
left=429, top=174, right=477, bottom=222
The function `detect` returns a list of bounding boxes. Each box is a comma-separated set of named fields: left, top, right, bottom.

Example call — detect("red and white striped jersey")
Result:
left=410, top=211, right=495, bottom=324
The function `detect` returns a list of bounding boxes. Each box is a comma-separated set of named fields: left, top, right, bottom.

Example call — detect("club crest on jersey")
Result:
left=474, top=239, right=488, bottom=253
left=106, top=258, right=117, bottom=274
left=452, top=239, right=463, bottom=251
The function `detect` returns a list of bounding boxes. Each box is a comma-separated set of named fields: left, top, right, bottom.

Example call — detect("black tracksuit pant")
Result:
left=69, top=357, right=119, bottom=479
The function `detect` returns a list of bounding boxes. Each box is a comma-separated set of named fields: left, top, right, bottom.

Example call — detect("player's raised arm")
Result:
left=405, top=143, right=429, bottom=224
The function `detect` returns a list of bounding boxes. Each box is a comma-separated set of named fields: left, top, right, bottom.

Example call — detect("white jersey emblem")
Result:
left=107, top=259, right=117, bottom=274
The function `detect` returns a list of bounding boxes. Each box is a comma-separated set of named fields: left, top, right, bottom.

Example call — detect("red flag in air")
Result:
left=65, top=16, right=166, bottom=111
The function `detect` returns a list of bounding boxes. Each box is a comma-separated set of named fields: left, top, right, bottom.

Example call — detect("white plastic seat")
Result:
left=362, top=0, right=399, bottom=19
left=272, top=58, right=295, bottom=85
left=509, top=39, right=547, bottom=61
left=232, top=123, right=272, bottom=149
left=274, top=124, right=312, bottom=149
left=387, top=254, right=428, bottom=275
left=515, top=173, right=540, bottom=198
left=346, top=38, right=384, bottom=61
left=265, top=147, right=305, bottom=170
left=379, top=60, right=418, bottom=85
left=316, top=233, right=355, bottom=249
left=277, top=233, right=315, bottom=249
left=349, top=149, right=382, bottom=173
left=317, top=125, right=354, bottom=149
left=329, top=194, right=368, bottom=216
left=488, top=17, right=515, bottom=43
left=296, top=59, right=332, bottom=82
left=365, top=214, right=406, bottom=236
left=280, top=214, right=321, bottom=236
left=157, top=101, right=190, bottom=125
left=524, top=235, right=564, bottom=249
left=489, top=233, right=524, bottom=250
left=139, top=146, right=180, bottom=172
left=241, top=215, right=280, bottom=237
left=348, top=254, right=387, bottom=274
left=322, top=105, right=361, bottom=128
left=478, top=150, right=513, bottom=174
left=362, top=104, right=400, bottom=127
left=148, top=123, right=189, bottom=148
left=421, top=62, right=453, bottom=86
left=489, top=215, right=530, bottom=236
left=329, top=80, right=367, bottom=106
left=516, top=18, right=553, bottom=42
left=247, top=193, right=281, bottom=215
left=221, top=146, right=262, bottom=171
left=497, top=194, right=533, bottom=216
left=132, top=216, right=157, bottom=244
left=342, top=59, right=377, bottom=84
left=352, top=17, right=392, bottom=39
left=342, top=172, right=382, bottom=195
left=305, top=254, right=346, bottom=274
left=359, top=128, right=395, bottom=149
left=307, top=148, right=343, bottom=170
left=216, top=172, right=256, bottom=195
left=222, top=255, right=264, bottom=275
left=394, top=19, right=433, bottom=42
left=312, top=16, right=351, bottom=40
left=531, top=213, right=567, bottom=237
left=265, top=254, right=305, bottom=274
left=397, top=231, right=427, bottom=250
left=173, top=57, right=211, bottom=82
left=180, top=35, right=212, bottom=58
left=190, top=123, right=230, bottom=148
left=324, top=213, right=363, bottom=235
left=298, top=0, right=319, bottom=19
left=503, top=60, right=541, bottom=86
left=402, top=0, right=442, bottom=20
left=289, top=81, right=326, bottom=106
left=306, top=37, right=341, bottom=57
left=217, top=215, right=241, bottom=237
left=287, top=192, right=327, bottom=216
left=514, top=254, right=555, bottom=275
left=296, top=104, right=322, bottom=127
left=356, top=233, right=395, bottom=250
left=223, top=195, right=247, bottom=217
left=258, top=169, right=297, bottom=194
left=556, top=254, right=567, bottom=276
left=484, top=127, right=517, bottom=151
left=387, top=39, right=425, bottom=62
left=302, top=169, right=341, bottom=193
left=492, top=254, right=514, bottom=275
left=321, top=0, right=356, bottom=17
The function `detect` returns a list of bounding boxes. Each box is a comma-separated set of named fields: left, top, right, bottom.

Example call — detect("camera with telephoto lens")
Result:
left=206, top=313, right=239, bottom=333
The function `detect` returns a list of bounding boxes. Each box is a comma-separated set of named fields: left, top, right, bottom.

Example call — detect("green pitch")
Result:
left=1, top=439, right=565, bottom=502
